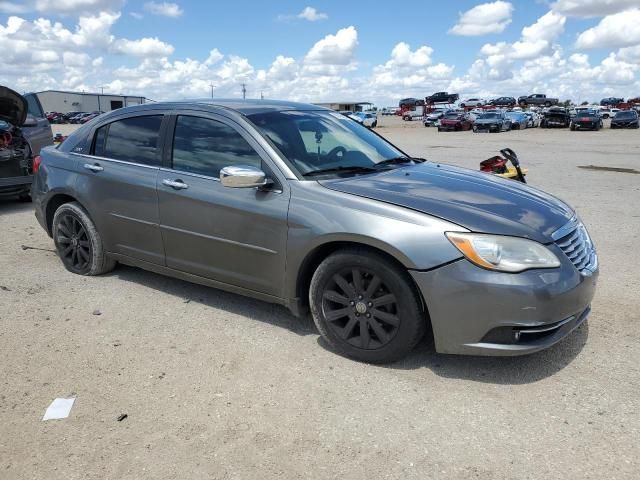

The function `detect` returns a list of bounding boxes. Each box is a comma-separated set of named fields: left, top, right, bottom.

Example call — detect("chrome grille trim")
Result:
left=553, top=218, right=598, bottom=276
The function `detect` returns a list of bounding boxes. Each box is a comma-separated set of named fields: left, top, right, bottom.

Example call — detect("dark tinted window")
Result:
left=102, top=115, right=163, bottom=166
left=24, top=94, right=44, bottom=118
left=172, top=116, right=262, bottom=178
left=93, top=125, right=107, bottom=156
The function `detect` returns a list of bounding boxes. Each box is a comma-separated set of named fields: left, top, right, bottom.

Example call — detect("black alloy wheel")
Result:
left=55, top=214, right=92, bottom=272
left=310, top=249, right=426, bottom=363
left=321, top=267, right=400, bottom=350
left=52, top=201, right=116, bottom=276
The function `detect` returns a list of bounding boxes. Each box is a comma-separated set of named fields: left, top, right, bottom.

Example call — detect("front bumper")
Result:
left=611, top=121, right=638, bottom=128
left=573, top=122, right=598, bottom=130
left=474, top=123, right=500, bottom=132
left=410, top=248, right=598, bottom=356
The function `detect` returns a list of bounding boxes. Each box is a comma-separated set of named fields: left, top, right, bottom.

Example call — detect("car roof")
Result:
left=108, top=99, right=330, bottom=117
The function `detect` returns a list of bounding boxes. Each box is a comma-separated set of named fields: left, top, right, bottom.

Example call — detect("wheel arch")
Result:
left=45, top=193, right=80, bottom=236
left=293, top=240, right=429, bottom=320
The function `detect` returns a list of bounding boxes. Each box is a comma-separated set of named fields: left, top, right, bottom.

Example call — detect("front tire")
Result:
left=52, top=202, right=116, bottom=276
left=310, top=249, right=426, bottom=363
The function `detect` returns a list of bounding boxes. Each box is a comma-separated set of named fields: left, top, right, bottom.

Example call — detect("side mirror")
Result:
left=220, top=165, right=268, bottom=188
left=22, top=114, right=38, bottom=127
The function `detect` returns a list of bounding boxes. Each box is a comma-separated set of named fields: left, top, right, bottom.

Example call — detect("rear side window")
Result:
left=172, top=115, right=262, bottom=178
left=95, top=115, right=163, bottom=166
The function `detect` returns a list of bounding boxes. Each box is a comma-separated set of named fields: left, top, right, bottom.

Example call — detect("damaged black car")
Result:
left=610, top=110, right=639, bottom=129
left=540, top=107, right=570, bottom=128
left=0, top=86, right=50, bottom=200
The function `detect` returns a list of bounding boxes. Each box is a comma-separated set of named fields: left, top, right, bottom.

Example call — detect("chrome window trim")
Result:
left=70, top=152, right=160, bottom=170
left=159, top=167, right=220, bottom=182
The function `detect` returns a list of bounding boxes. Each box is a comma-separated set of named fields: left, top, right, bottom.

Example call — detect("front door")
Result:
left=157, top=113, right=290, bottom=297
left=74, top=113, right=167, bottom=265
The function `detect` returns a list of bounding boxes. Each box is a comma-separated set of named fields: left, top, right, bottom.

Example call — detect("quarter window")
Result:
left=172, top=115, right=262, bottom=178
left=96, top=115, right=163, bottom=166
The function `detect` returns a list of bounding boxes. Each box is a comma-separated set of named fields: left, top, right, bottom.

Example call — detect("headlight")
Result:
left=445, top=232, right=561, bottom=273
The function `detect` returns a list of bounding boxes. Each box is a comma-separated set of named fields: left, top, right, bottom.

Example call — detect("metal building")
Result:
left=35, top=90, right=147, bottom=114
left=313, top=101, right=373, bottom=112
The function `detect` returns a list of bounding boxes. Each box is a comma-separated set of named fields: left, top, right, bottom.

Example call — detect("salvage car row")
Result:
left=422, top=107, right=639, bottom=133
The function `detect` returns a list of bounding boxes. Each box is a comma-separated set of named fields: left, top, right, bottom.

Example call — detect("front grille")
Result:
left=554, top=221, right=598, bottom=275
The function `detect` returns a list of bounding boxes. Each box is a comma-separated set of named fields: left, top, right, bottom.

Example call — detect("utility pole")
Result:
left=241, top=83, right=247, bottom=100
left=99, top=86, right=106, bottom=94
left=209, top=83, right=215, bottom=98
left=260, top=90, right=264, bottom=100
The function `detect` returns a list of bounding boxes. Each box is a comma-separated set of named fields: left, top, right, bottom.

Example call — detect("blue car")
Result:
left=506, top=111, right=529, bottom=130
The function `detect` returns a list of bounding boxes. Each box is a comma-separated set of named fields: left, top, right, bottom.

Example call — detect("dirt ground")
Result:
left=1, top=117, right=638, bottom=479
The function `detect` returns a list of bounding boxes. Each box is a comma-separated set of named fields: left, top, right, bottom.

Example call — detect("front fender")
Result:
left=284, top=181, right=466, bottom=300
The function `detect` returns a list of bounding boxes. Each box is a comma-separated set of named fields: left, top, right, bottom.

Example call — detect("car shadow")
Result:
left=107, top=265, right=317, bottom=337
left=109, top=264, right=588, bottom=385
left=0, top=198, right=34, bottom=215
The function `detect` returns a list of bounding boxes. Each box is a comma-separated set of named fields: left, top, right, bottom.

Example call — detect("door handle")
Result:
left=83, top=163, right=103, bottom=172
left=162, top=179, right=189, bottom=190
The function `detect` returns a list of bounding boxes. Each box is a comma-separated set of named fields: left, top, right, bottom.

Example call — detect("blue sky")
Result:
left=2, top=1, right=640, bottom=104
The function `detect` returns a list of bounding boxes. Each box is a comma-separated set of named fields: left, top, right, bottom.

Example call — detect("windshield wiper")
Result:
left=374, top=156, right=425, bottom=168
left=302, top=165, right=378, bottom=177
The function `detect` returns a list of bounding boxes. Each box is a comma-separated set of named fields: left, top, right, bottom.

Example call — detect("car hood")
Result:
left=0, top=85, right=27, bottom=126
left=319, top=162, right=574, bottom=243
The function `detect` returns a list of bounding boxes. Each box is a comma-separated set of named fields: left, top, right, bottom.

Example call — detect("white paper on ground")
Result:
left=42, top=397, right=76, bottom=420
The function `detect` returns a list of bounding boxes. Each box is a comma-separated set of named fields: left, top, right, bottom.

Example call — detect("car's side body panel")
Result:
left=156, top=110, right=291, bottom=297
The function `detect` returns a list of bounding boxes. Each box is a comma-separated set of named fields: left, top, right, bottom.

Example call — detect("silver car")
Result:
left=32, top=100, right=598, bottom=363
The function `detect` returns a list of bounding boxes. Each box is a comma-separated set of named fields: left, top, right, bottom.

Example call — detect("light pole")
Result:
left=209, top=83, right=215, bottom=99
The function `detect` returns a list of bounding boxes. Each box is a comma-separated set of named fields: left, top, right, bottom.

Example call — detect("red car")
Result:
left=438, top=112, right=473, bottom=131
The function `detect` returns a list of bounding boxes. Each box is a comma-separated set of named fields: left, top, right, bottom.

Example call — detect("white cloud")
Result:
left=144, top=2, right=183, bottom=18
left=112, top=37, right=174, bottom=57
left=576, top=9, right=640, bottom=49
left=618, top=45, right=640, bottom=64
left=130, top=12, right=144, bottom=20
left=369, top=41, right=455, bottom=96
left=298, top=6, right=328, bottom=22
left=552, top=0, right=639, bottom=17
left=304, top=26, right=358, bottom=66
left=449, top=1, right=513, bottom=36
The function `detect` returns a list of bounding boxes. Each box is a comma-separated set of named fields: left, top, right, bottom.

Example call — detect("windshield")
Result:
left=478, top=112, right=501, bottom=119
left=248, top=110, right=406, bottom=177
left=615, top=111, right=637, bottom=118
left=443, top=113, right=460, bottom=119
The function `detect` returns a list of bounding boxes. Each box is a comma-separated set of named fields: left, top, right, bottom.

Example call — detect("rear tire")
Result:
left=52, top=202, right=116, bottom=276
left=310, top=249, right=426, bottom=363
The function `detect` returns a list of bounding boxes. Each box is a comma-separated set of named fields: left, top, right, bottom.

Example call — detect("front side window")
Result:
left=248, top=110, right=405, bottom=176
left=172, top=115, right=262, bottom=178
left=97, top=115, right=163, bottom=166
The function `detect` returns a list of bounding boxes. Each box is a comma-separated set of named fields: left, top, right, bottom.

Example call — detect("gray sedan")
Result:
left=32, top=100, right=598, bottom=363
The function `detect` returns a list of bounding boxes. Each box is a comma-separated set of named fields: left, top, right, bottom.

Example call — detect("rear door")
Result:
left=22, top=94, right=53, bottom=155
left=157, top=112, right=290, bottom=297
left=73, top=112, right=167, bottom=265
